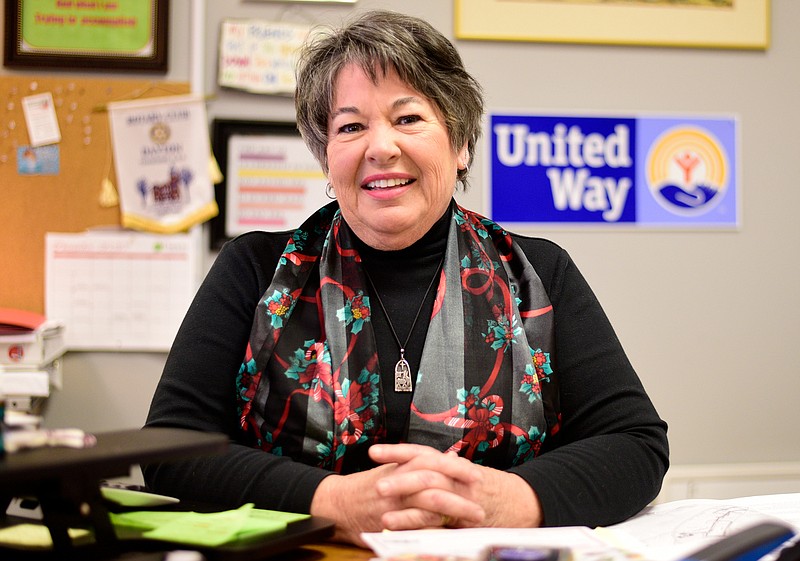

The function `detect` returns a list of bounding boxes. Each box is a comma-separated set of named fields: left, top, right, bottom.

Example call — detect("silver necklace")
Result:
left=363, top=256, right=444, bottom=392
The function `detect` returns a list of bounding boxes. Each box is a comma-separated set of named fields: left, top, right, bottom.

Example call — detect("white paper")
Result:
left=45, top=230, right=200, bottom=351
left=21, top=92, right=61, bottom=147
left=362, top=526, right=612, bottom=560
left=603, top=494, right=800, bottom=561
left=361, top=495, right=800, bottom=561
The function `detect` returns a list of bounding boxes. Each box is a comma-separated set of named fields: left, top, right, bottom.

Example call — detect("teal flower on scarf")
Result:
left=520, top=363, right=543, bottom=403
left=316, top=431, right=347, bottom=467
left=264, top=288, right=295, bottom=329
left=236, top=357, right=258, bottom=403
left=335, top=291, right=371, bottom=334
left=532, top=347, right=553, bottom=380
left=454, top=207, right=467, bottom=226
left=286, top=339, right=332, bottom=402
left=519, top=348, right=552, bottom=403
left=278, top=230, right=307, bottom=267
left=513, top=425, right=543, bottom=464
left=457, top=386, right=481, bottom=415
left=482, top=314, right=522, bottom=352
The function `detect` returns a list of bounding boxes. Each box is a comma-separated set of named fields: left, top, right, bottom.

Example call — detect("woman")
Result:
left=144, top=10, right=668, bottom=546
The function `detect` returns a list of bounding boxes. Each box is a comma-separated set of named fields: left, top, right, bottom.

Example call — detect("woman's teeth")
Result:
left=365, top=178, right=412, bottom=190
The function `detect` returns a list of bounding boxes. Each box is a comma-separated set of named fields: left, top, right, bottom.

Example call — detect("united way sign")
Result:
left=488, top=113, right=739, bottom=228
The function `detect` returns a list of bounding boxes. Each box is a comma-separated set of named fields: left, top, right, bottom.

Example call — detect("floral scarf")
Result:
left=236, top=202, right=560, bottom=473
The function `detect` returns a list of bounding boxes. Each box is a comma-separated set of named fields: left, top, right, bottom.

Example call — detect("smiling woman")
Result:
left=324, top=64, right=462, bottom=250
left=143, top=9, right=669, bottom=549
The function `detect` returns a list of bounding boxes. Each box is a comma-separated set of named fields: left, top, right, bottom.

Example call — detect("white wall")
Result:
left=6, top=1, right=799, bottom=474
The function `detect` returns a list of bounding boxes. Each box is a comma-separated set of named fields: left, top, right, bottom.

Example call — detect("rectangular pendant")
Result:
left=394, top=359, right=413, bottom=392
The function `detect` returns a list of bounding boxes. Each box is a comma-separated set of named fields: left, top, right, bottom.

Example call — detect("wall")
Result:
left=0, top=1, right=194, bottom=433
left=3, top=1, right=798, bottom=480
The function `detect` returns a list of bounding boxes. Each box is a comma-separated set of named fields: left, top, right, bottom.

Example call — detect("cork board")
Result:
left=0, top=76, right=190, bottom=314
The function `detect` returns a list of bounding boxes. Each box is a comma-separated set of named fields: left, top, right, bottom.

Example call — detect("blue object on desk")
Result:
left=681, top=522, right=795, bottom=561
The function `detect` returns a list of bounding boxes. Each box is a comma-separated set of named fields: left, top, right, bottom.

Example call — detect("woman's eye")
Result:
left=398, top=114, right=422, bottom=126
left=338, top=123, right=363, bottom=134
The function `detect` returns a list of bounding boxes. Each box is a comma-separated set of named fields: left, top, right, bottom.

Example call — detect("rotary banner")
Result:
left=107, top=94, right=218, bottom=233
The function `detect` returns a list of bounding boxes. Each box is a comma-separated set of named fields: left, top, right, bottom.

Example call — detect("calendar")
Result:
left=45, top=230, right=200, bottom=351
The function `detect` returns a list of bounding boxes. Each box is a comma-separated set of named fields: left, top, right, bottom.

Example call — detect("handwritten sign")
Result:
left=218, top=20, right=310, bottom=95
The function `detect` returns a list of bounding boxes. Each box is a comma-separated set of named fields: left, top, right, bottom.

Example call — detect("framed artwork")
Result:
left=209, top=119, right=329, bottom=250
left=245, top=0, right=357, bottom=3
left=4, top=0, right=169, bottom=72
left=454, top=0, right=769, bottom=50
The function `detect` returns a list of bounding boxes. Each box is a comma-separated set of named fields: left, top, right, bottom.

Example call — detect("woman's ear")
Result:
left=458, top=143, right=470, bottom=170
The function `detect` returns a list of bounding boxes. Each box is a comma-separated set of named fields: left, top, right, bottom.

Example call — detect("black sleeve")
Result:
left=507, top=238, right=669, bottom=527
left=142, top=233, right=331, bottom=513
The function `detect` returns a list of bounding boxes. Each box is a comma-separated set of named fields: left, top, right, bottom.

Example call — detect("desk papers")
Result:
left=362, top=494, right=800, bottom=561
left=362, top=527, right=621, bottom=561
left=604, top=493, right=800, bottom=561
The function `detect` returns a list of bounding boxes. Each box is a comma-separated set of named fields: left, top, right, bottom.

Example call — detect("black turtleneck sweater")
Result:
left=144, top=202, right=668, bottom=528
left=354, top=204, right=449, bottom=442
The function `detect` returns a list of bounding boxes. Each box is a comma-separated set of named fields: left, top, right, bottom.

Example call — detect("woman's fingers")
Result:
left=380, top=488, right=486, bottom=530
left=376, top=466, right=453, bottom=497
left=370, top=443, right=482, bottom=484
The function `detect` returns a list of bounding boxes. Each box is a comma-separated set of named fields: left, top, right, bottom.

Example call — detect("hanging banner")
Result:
left=488, top=113, right=739, bottom=229
left=108, top=94, right=218, bottom=233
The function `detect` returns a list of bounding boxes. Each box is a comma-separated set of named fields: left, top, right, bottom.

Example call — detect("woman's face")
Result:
left=326, top=63, right=466, bottom=250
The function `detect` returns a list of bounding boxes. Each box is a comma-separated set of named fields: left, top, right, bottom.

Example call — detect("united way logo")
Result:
left=646, top=126, right=729, bottom=216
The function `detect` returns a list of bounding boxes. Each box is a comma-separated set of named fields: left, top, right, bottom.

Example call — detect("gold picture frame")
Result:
left=454, top=0, right=769, bottom=50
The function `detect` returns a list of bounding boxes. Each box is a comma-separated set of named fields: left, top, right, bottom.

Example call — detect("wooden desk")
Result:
left=291, top=542, right=374, bottom=560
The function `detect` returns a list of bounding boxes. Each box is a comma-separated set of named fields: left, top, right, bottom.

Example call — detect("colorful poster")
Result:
left=224, top=133, right=328, bottom=236
left=218, top=20, right=310, bottom=95
left=107, top=94, right=218, bottom=233
left=488, top=113, right=738, bottom=228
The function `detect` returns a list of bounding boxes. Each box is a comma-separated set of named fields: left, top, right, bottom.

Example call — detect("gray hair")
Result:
left=294, top=10, right=484, bottom=189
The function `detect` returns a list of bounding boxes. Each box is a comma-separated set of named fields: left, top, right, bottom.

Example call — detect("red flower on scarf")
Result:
left=350, top=294, right=370, bottom=321
left=267, top=293, right=292, bottom=317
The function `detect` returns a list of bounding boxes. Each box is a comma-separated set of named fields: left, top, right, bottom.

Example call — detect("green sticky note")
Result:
left=248, top=509, right=310, bottom=525
left=143, top=504, right=253, bottom=547
left=109, top=504, right=306, bottom=547
left=110, top=510, right=187, bottom=532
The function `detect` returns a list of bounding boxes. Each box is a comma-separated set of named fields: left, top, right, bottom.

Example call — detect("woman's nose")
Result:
left=365, top=124, right=401, bottom=165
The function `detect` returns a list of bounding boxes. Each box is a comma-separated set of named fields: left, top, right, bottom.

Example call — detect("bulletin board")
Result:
left=0, top=76, right=190, bottom=315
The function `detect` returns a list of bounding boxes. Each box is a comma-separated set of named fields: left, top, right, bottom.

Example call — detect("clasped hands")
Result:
left=310, top=443, right=542, bottom=546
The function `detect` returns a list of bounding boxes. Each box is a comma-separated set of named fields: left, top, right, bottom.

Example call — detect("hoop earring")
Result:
left=457, top=163, right=470, bottom=189
left=325, top=182, right=336, bottom=199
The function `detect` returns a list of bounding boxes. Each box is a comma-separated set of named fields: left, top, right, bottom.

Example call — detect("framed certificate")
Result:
left=3, top=0, right=169, bottom=72
left=455, top=0, right=769, bottom=50
left=209, top=119, right=329, bottom=250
